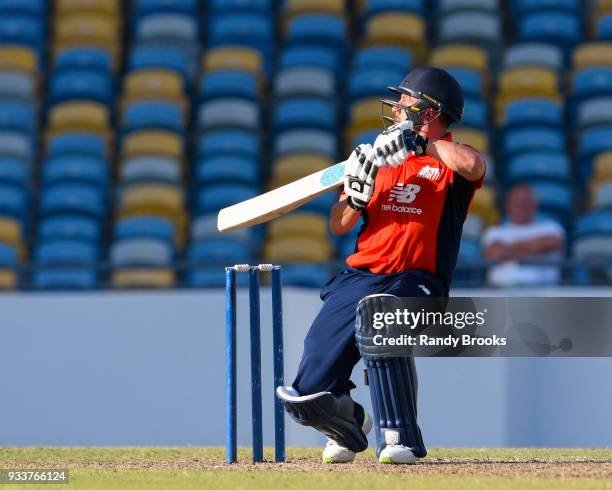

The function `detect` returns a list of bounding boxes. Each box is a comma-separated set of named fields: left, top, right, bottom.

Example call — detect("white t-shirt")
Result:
left=482, top=221, right=565, bottom=287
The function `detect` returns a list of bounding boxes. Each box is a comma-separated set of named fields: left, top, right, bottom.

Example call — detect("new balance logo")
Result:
left=389, top=183, right=421, bottom=204
left=417, top=165, right=441, bottom=181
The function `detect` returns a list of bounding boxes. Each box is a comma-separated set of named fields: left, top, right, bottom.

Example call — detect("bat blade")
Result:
left=217, top=161, right=346, bottom=232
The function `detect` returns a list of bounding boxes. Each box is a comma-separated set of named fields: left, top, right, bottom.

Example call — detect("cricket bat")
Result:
left=217, top=160, right=347, bottom=232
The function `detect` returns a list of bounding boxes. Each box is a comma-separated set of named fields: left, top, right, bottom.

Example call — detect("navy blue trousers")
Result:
left=292, top=267, right=446, bottom=396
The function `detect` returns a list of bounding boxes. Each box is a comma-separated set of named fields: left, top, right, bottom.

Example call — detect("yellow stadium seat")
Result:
left=47, top=101, right=110, bottom=133
left=594, top=0, right=612, bottom=21
left=0, top=270, right=17, bottom=290
left=124, top=69, right=184, bottom=100
left=593, top=151, right=612, bottom=182
left=429, top=45, right=488, bottom=76
left=572, top=42, right=612, bottom=70
left=268, top=213, right=329, bottom=239
left=285, top=0, right=344, bottom=16
left=203, top=46, right=263, bottom=75
left=54, top=14, right=119, bottom=54
left=498, top=67, right=559, bottom=99
left=452, top=128, right=489, bottom=155
left=0, top=218, right=22, bottom=248
left=364, top=13, right=426, bottom=62
left=56, top=0, right=120, bottom=15
left=119, top=183, right=184, bottom=212
left=470, top=186, right=499, bottom=226
left=349, top=97, right=393, bottom=126
left=112, top=268, right=175, bottom=288
left=121, top=130, right=183, bottom=160
left=0, top=46, right=37, bottom=72
left=272, top=154, right=332, bottom=181
left=264, top=236, right=333, bottom=262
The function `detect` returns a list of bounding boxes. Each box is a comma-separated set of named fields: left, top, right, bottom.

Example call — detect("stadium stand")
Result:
left=0, top=0, right=611, bottom=289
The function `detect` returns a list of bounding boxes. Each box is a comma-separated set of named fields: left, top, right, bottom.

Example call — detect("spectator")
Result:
left=482, top=184, right=565, bottom=287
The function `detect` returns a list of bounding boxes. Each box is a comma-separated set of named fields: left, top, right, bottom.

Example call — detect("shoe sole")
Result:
left=379, top=455, right=417, bottom=464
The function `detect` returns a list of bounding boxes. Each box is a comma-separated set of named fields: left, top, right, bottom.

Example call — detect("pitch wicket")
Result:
left=225, top=264, right=285, bottom=464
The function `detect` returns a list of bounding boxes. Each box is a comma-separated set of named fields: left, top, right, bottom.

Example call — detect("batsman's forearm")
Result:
left=427, top=139, right=485, bottom=182
left=330, top=196, right=361, bottom=235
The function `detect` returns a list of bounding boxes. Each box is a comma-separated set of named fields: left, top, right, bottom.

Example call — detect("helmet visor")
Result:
left=381, top=86, right=444, bottom=130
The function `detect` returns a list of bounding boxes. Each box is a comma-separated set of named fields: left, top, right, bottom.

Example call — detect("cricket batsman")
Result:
left=276, top=67, right=486, bottom=464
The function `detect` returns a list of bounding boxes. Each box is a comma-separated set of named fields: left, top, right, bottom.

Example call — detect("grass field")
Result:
left=1, top=447, right=611, bottom=489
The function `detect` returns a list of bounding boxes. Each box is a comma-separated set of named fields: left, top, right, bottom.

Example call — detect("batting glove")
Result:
left=373, top=120, right=428, bottom=168
left=343, top=144, right=376, bottom=211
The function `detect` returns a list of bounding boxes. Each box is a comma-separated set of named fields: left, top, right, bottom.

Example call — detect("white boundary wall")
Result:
left=1, top=287, right=611, bottom=448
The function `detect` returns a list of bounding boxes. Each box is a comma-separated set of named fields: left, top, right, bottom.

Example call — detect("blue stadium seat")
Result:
left=575, top=210, right=612, bottom=237
left=123, top=101, right=183, bottom=132
left=189, top=239, right=251, bottom=263
left=506, top=152, right=571, bottom=184
left=0, top=0, right=45, bottom=16
left=274, top=129, right=337, bottom=157
left=0, top=15, right=43, bottom=50
left=501, top=127, right=566, bottom=159
left=55, top=47, right=113, bottom=73
left=35, top=240, right=99, bottom=264
left=0, top=183, right=27, bottom=220
left=199, top=70, right=259, bottom=101
left=286, top=14, right=347, bottom=48
left=38, top=215, right=101, bottom=242
left=187, top=266, right=249, bottom=287
left=33, top=270, right=98, bottom=290
left=208, top=14, right=273, bottom=66
left=280, top=46, right=340, bottom=75
left=0, top=102, right=35, bottom=133
left=211, top=0, right=271, bottom=13
left=191, top=213, right=257, bottom=244
left=0, top=72, right=35, bottom=100
left=530, top=181, right=573, bottom=214
left=502, top=43, right=564, bottom=72
left=0, top=157, right=29, bottom=188
left=438, top=0, right=498, bottom=15
left=445, top=68, right=483, bottom=98
left=195, top=183, right=259, bottom=213
left=365, top=0, right=424, bottom=17
left=438, top=13, right=502, bottom=51
left=195, top=156, right=259, bottom=186
left=518, top=12, right=581, bottom=51
left=577, top=97, right=612, bottom=130
left=0, top=242, right=17, bottom=266
left=348, top=68, right=404, bottom=100
left=129, top=45, right=193, bottom=82
left=275, top=67, right=336, bottom=98
left=273, top=97, right=336, bottom=130
left=47, top=133, right=107, bottom=158
left=49, top=70, right=113, bottom=105
left=578, top=125, right=612, bottom=161
left=196, top=129, right=260, bottom=157
left=110, top=238, right=173, bottom=265
left=503, top=98, right=563, bottom=128
left=132, top=0, right=197, bottom=15
left=136, top=13, right=198, bottom=43
left=461, top=97, right=488, bottom=129
left=42, top=156, right=108, bottom=187
left=351, top=129, right=379, bottom=148
left=353, top=46, right=413, bottom=73
left=0, top=132, right=34, bottom=160
left=197, top=98, right=259, bottom=130
left=281, top=264, right=330, bottom=288
left=40, top=183, right=105, bottom=218
left=121, top=156, right=181, bottom=183
left=572, top=67, right=612, bottom=101
left=458, top=239, right=481, bottom=262
left=512, top=0, right=579, bottom=16
left=115, top=216, right=175, bottom=243
left=301, top=192, right=337, bottom=215
left=596, top=14, right=612, bottom=40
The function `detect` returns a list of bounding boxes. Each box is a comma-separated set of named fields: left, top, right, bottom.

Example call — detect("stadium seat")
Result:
left=195, top=183, right=258, bottom=213
left=42, top=155, right=107, bottom=187
left=0, top=269, right=17, bottom=289
left=188, top=239, right=251, bottom=263
left=438, top=0, right=497, bottom=15
left=112, top=268, right=175, bottom=288
left=0, top=132, right=33, bottom=161
left=47, top=101, right=110, bottom=134
left=275, top=68, right=335, bottom=98
left=279, top=46, right=339, bottom=74
left=115, top=216, right=175, bottom=244
left=0, top=216, right=22, bottom=247
left=502, top=43, right=565, bottom=72
left=444, top=68, right=484, bottom=98
left=0, top=157, right=29, bottom=188
left=353, top=46, right=412, bottom=73
left=55, top=0, right=119, bottom=15
left=211, top=0, right=271, bottom=14
left=122, top=130, right=183, bottom=159
left=122, top=101, right=184, bottom=132
left=273, top=97, right=336, bottom=130
left=274, top=129, right=337, bottom=156
left=202, top=46, right=263, bottom=75
left=571, top=67, right=612, bottom=102
left=196, top=129, right=260, bottom=157
left=199, top=70, right=259, bottom=101
left=501, top=127, right=566, bottom=159
left=197, top=98, right=259, bottom=130
left=40, top=183, right=105, bottom=217
left=469, top=185, right=499, bottom=225
left=195, top=156, right=259, bottom=186
left=120, top=156, right=181, bottom=184
left=124, top=69, right=185, bottom=101
left=452, top=128, right=489, bottom=155
left=0, top=46, right=38, bottom=73
left=572, top=42, right=612, bottom=70
left=577, top=97, right=612, bottom=130
left=286, top=14, right=346, bottom=47
left=281, top=263, right=331, bottom=287
left=35, top=240, right=98, bottom=264
left=110, top=238, right=173, bottom=265
left=0, top=102, right=35, bottom=134
left=437, top=12, right=501, bottom=51
left=263, top=235, right=333, bottom=262
left=591, top=181, right=612, bottom=208
left=119, top=183, right=184, bottom=212
left=578, top=125, right=612, bottom=161
left=428, top=45, right=488, bottom=76
left=593, top=151, right=612, bottom=182
left=136, top=13, right=197, bottom=43
left=272, top=154, right=331, bottom=181
left=518, top=11, right=582, bottom=52
left=190, top=213, right=254, bottom=244
left=38, top=215, right=101, bottom=242
left=500, top=98, right=563, bottom=128
left=365, top=13, right=426, bottom=61
left=0, top=72, right=35, bottom=100
left=55, top=47, right=113, bottom=72
left=33, top=270, right=97, bottom=289
left=348, top=68, right=405, bottom=100
left=48, top=70, right=112, bottom=105
left=267, top=213, right=328, bottom=239
left=129, top=46, right=193, bottom=82
left=0, top=183, right=27, bottom=220
left=0, top=14, right=44, bottom=50
left=46, top=132, right=108, bottom=158
left=595, top=14, right=612, bottom=39
left=506, top=152, right=572, bottom=184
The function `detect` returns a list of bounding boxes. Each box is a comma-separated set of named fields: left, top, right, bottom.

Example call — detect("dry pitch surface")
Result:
left=1, top=447, right=611, bottom=489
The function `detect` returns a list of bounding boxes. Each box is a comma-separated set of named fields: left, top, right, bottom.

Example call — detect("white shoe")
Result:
left=322, top=410, right=373, bottom=463
left=378, top=431, right=417, bottom=464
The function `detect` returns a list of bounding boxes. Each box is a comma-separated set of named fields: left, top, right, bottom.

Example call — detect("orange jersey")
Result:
left=345, top=133, right=484, bottom=289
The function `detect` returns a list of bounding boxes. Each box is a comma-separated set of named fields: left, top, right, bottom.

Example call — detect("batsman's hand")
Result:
left=343, top=143, right=376, bottom=211
left=373, top=120, right=428, bottom=168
